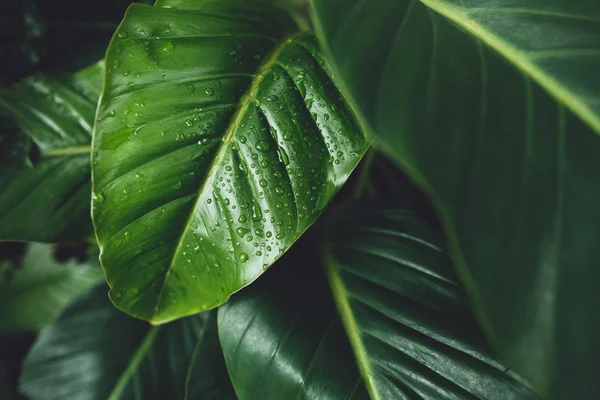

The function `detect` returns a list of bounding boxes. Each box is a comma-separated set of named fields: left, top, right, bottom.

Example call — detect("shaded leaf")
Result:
left=19, top=284, right=235, bottom=400
left=0, top=62, right=103, bottom=242
left=0, top=1, right=46, bottom=85
left=312, top=0, right=600, bottom=397
left=92, top=0, right=369, bottom=323
left=219, top=203, right=535, bottom=400
left=324, top=203, right=538, bottom=400
left=218, top=234, right=368, bottom=399
left=0, top=243, right=103, bottom=334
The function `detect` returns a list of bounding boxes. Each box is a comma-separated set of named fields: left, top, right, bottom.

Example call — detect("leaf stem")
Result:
left=40, top=146, right=91, bottom=158
left=107, top=327, right=161, bottom=400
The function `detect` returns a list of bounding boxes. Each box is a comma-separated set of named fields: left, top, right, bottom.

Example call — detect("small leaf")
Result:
left=19, top=284, right=235, bottom=400
left=0, top=244, right=103, bottom=334
left=92, top=0, right=369, bottom=323
left=0, top=62, right=102, bottom=242
left=324, top=203, right=538, bottom=400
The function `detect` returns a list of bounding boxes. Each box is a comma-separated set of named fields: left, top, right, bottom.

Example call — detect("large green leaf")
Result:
left=92, top=0, right=369, bottom=323
left=0, top=62, right=103, bottom=242
left=312, top=0, right=600, bottom=397
left=0, top=244, right=103, bottom=334
left=219, top=209, right=534, bottom=399
left=218, top=236, right=368, bottom=399
left=19, top=284, right=235, bottom=400
left=324, top=203, right=538, bottom=400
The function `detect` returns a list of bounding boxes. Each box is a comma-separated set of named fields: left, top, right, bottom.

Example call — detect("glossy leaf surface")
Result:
left=312, top=1, right=600, bottom=397
left=92, top=0, right=368, bottom=323
left=218, top=236, right=368, bottom=400
left=0, top=62, right=102, bottom=242
left=324, top=204, right=538, bottom=400
left=0, top=244, right=103, bottom=334
left=20, top=284, right=235, bottom=400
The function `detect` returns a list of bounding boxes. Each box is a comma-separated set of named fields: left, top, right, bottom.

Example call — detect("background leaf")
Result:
left=324, top=203, right=538, bottom=400
left=0, top=243, right=103, bottom=334
left=0, top=0, right=155, bottom=85
left=92, top=0, right=369, bottom=323
left=0, top=1, right=46, bottom=85
left=311, top=0, right=600, bottom=397
left=218, top=234, right=368, bottom=400
left=19, top=284, right=235, bottom=400
left=0, top=62, right=102, bottom=242
left=220, top=202, right=536, bottom=400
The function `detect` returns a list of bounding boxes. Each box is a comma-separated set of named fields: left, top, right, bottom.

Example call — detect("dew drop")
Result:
left=236, top=227, right=251, bottom=238
left=278, top=147, right=290, bottom=166
left=255, top=140, right=271, bottom=152
left=93, top=191, right=105, bottom=203
left=297, top=80, right=306, bottom=97
left=251, top=200, right=262, bottom=221
left=161, top=41, right=175, bottom=52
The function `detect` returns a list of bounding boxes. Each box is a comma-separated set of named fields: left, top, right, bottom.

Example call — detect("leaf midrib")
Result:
left=325, top=250, right=381, bottom=400
left=40, top=146, right=91, bottom=158
left=107, top=326, right=161, bottom=400
left=151, top=31, right=301, bottom=323
left=419, top=0, right=600, bottom=134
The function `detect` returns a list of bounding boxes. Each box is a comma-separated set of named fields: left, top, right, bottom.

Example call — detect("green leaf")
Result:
left=324, top=203, right=538, bottom=400
left=92, top=0, right=369, bottom=323
left=218, top=236, right=369, bottom=399
left=312, top=0, right=600, bottom=397
left=19, top=284, right=235, bottom=400
left=0, top=244, right=103, bottom=334
left=0, top=62, right=103, bottom=242
left=219, top=206, right=533, bottom=400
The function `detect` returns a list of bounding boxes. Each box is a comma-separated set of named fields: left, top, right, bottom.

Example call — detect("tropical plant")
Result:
left=0, top=0, right=598, bottom=399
